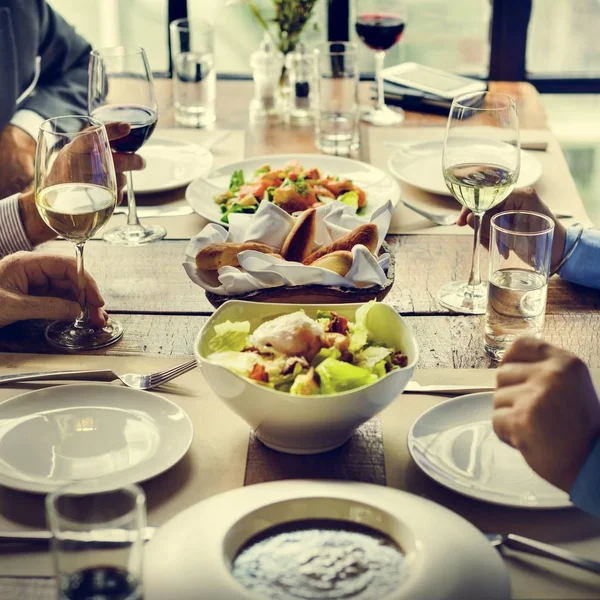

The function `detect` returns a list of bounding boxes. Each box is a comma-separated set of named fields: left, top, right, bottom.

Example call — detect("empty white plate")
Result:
left=388, top=140, right=543, bottom=196
left=186, top=153, right=401, bottom=226
left=0, top=384, right=193, bottom=494
left=132, top=137, right=214, bottom=194
left=408, top=392, right=571, bottom=509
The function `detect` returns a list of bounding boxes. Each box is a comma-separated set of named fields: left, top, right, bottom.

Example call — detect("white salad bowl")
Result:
left=194, top=301, right=419, bottom=454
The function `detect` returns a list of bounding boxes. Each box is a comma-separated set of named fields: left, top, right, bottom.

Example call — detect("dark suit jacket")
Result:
left=0, top=0, right=91, bottom=131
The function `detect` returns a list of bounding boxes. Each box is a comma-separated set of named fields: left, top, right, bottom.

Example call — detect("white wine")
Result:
left=444, top=163, right=518, bottom=212
left=36, top=184, right=116, bottom=242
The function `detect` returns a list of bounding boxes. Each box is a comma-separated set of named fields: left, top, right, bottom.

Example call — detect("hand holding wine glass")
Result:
left=89, top=45, right=164, bottom=245
left=438, top=92, right=520, bottom=314
left=355, top=0, right=406, bottom=126
left=35, top=115, right=122, bottom=351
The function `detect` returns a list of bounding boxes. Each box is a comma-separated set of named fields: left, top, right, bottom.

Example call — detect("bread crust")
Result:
left=303, top=223, right=378, bottom=265
left=311, top=250, right=354, bottom=276
left=196, top=242, right=276, bottom=270
left=280, top=208, right=317, bottom=262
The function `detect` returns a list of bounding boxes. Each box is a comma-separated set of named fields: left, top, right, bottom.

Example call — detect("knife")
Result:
left=404, top=381, right=494, bottom=394
left=0, top=369, right=117, bottom=386
left=488, top=533, right=600, bottom=575
left=0, top=527, right=156, bottom=546
left=113, top=205, right=194, bottom=218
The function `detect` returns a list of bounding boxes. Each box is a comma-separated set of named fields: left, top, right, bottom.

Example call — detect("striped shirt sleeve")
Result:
left=0, top=194, right=33, bottom=257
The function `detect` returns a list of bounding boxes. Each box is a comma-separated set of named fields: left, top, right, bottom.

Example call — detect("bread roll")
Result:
left=280, top=208, right=316, bottom=262
left=196, top=242, right=276, bottom=271
left=311, top=250, right=353, bottom=277
left=303, top=223, right=378, bottom=265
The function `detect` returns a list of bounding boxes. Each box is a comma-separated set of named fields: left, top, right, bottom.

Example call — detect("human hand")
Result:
left=457, top=188, right=567, bottom=272
left=493, top=337, right=600, bottom=491
left=18, top=122, right=146, bottom=247
left=0, top=125, right=36, bottom=197
left=0, top=252, right=107, bottom=328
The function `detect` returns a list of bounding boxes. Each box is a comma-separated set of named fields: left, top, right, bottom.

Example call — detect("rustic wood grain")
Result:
left=31, top=236, right=600, bottom=317
left=244, top=418, right=386, bottom=486
left=0, top=578, right=54, bottom=600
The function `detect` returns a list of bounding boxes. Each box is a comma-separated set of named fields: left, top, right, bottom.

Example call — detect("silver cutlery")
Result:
left=0, top=359, right=197, bottom=390
left=401, top=200, right=458, bottom=226
left=385, top=140, right=548, bottom=152
left=0, top=527, right=156, bottom=545
left=488, top=533, right=600, bottom=575
left=113, top=205, right=194, bottom=218
left=404, top=382, right=494, bottom=394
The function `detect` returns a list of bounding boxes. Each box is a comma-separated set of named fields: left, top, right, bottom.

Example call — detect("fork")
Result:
left=0, top=359, right=197, bottom=391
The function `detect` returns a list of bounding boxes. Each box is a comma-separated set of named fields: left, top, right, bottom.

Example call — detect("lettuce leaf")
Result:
left=206, top=350, right=257, bottom=376
left=338, top=191, right=359, bottom=211
left=348, top=301, right=376, bottom=354
left=315, top=358, right=377, bottom=394
left=311, top=347, right=341, bottom=368
left=290, top=370, right=320, bottom=395
left=209, top=320, right=250, bottom=353
left=355, top=346, right=392, bottom=372
left=229, top=169, right=245, bottom=193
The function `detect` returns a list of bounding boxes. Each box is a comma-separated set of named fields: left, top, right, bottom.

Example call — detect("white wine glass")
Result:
left=438, top=92, right=521, bottom=314
left=355, top=0, right=407, bottom=126
left=89, top=46, right=165, bottom=245
left=35, top=116, right=123, bottom=351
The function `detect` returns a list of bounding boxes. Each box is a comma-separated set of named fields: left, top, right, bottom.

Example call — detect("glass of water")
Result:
left=485, top=210, right=555, bottom=360
left=47, top=482, right=146, bottom=600
left=314, top=42, right=359, bottom=156
left=169, top=18, right=216, bottom=127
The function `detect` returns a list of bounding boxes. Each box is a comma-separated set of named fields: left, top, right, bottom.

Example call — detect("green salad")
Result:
left=205, top=302, right=408, bottom=395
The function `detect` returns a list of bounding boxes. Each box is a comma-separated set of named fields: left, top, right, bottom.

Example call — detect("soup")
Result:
left=232, top=520, right=406, bottom=600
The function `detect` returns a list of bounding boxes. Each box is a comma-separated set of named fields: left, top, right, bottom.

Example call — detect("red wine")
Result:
left=92, top=105, right=157, bottom=153
left=356, top=13, right=406, bottom=51
left=60, top=566, right=142, bottom=600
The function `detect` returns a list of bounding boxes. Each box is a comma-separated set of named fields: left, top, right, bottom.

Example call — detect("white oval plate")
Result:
left=0, top=384, right=193, bottom=494
left=186, top=153, right=401, bottom=226
left=408, top=392, right=571, bottom=509
left=145, top=480, right=510, bottom=600
left=388, top=141, right=543, bottom=196
left=132, top=137, right=214, bottom=194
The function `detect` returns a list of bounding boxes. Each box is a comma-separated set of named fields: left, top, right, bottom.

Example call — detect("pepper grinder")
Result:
left=249, top=33, right=284, bottom=124
left=285, top=42, right=316, bottom=124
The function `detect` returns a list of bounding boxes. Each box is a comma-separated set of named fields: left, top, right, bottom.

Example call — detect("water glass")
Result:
left=315, top=42, right=359, bottom=156
left=47, top=483, right=146, bottom=600
left=485, top=210, right=555, bottom=360
left=169, top=18, right=216, bottom=127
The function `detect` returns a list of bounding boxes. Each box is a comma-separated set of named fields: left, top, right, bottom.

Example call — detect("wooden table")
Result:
left=1, top=81, right=599, bottom=599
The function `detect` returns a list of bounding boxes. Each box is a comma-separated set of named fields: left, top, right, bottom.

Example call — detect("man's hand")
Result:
left=0, top=252, right=107, bottom=328
left=17, top=122, right=145, bottom=247
left=457, top=188, right=568, bottom=272
left=493, top=337, right=600, bottom=491
left=0, top=125, right=36, bottom=197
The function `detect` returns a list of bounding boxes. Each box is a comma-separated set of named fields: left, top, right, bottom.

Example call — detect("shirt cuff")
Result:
left=559, top=225, right=600, bottom=288
left=570, top=436, right=600, bottom=517
left=0, top=194, right=34, bottom=257
left=10, top=110, right=45, bottom=141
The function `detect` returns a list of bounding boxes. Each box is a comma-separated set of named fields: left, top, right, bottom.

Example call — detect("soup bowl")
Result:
left=194, top=301, right=419, bottom=454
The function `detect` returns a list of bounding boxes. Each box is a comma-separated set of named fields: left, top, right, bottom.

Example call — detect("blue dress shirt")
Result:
left=560, top=226, right=600, bottom=289
left=570, top=437, right=600, bottom=516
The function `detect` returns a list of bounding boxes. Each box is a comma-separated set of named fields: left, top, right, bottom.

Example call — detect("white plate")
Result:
left=388, top=140, right=543, bottom=196
left=144, top=480, right=510, bottom=600
left=186, top=153, right=401, bottom=226
left=0, top=384, right=193, bottom=494
left=132, top=137, right=214, bottom=194
left=408, top=392, right=571, bottom=509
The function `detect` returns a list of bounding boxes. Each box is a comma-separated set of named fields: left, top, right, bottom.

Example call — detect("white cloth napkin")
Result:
left=183, top=200, right=393, bottom=296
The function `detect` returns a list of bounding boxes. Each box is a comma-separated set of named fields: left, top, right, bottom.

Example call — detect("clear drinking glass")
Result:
left=355, top=0, right=407, bottom=126
left=438, top=92, right=521, bottom=314
left=169, top=18, right=216, bottom=127
left=47, top=482, right=146, bottom=600
left=35, top=116, right=123, bottom=351
left=315, top=42, right=360, bottom=156
left=485, top=210, right=554, bottom=360
left=89, top=46, right=166, bottom=246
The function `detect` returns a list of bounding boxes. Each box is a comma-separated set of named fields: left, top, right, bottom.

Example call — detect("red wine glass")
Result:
left=89, top=46, right=165, bottom=245
left=355, top=0, right=407, bottom=126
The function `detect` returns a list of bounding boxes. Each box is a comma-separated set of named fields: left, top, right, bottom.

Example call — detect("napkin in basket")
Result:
left=183, top=200, right=393, bottom=296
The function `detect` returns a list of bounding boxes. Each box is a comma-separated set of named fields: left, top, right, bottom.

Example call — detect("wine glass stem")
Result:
left=73, top=242, right=92, bottom=329
left=126, top=171, right=141, bottom=228
left=375, top=51, right=386, bottom=112
left=466, top=212, right=483, bottom=294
